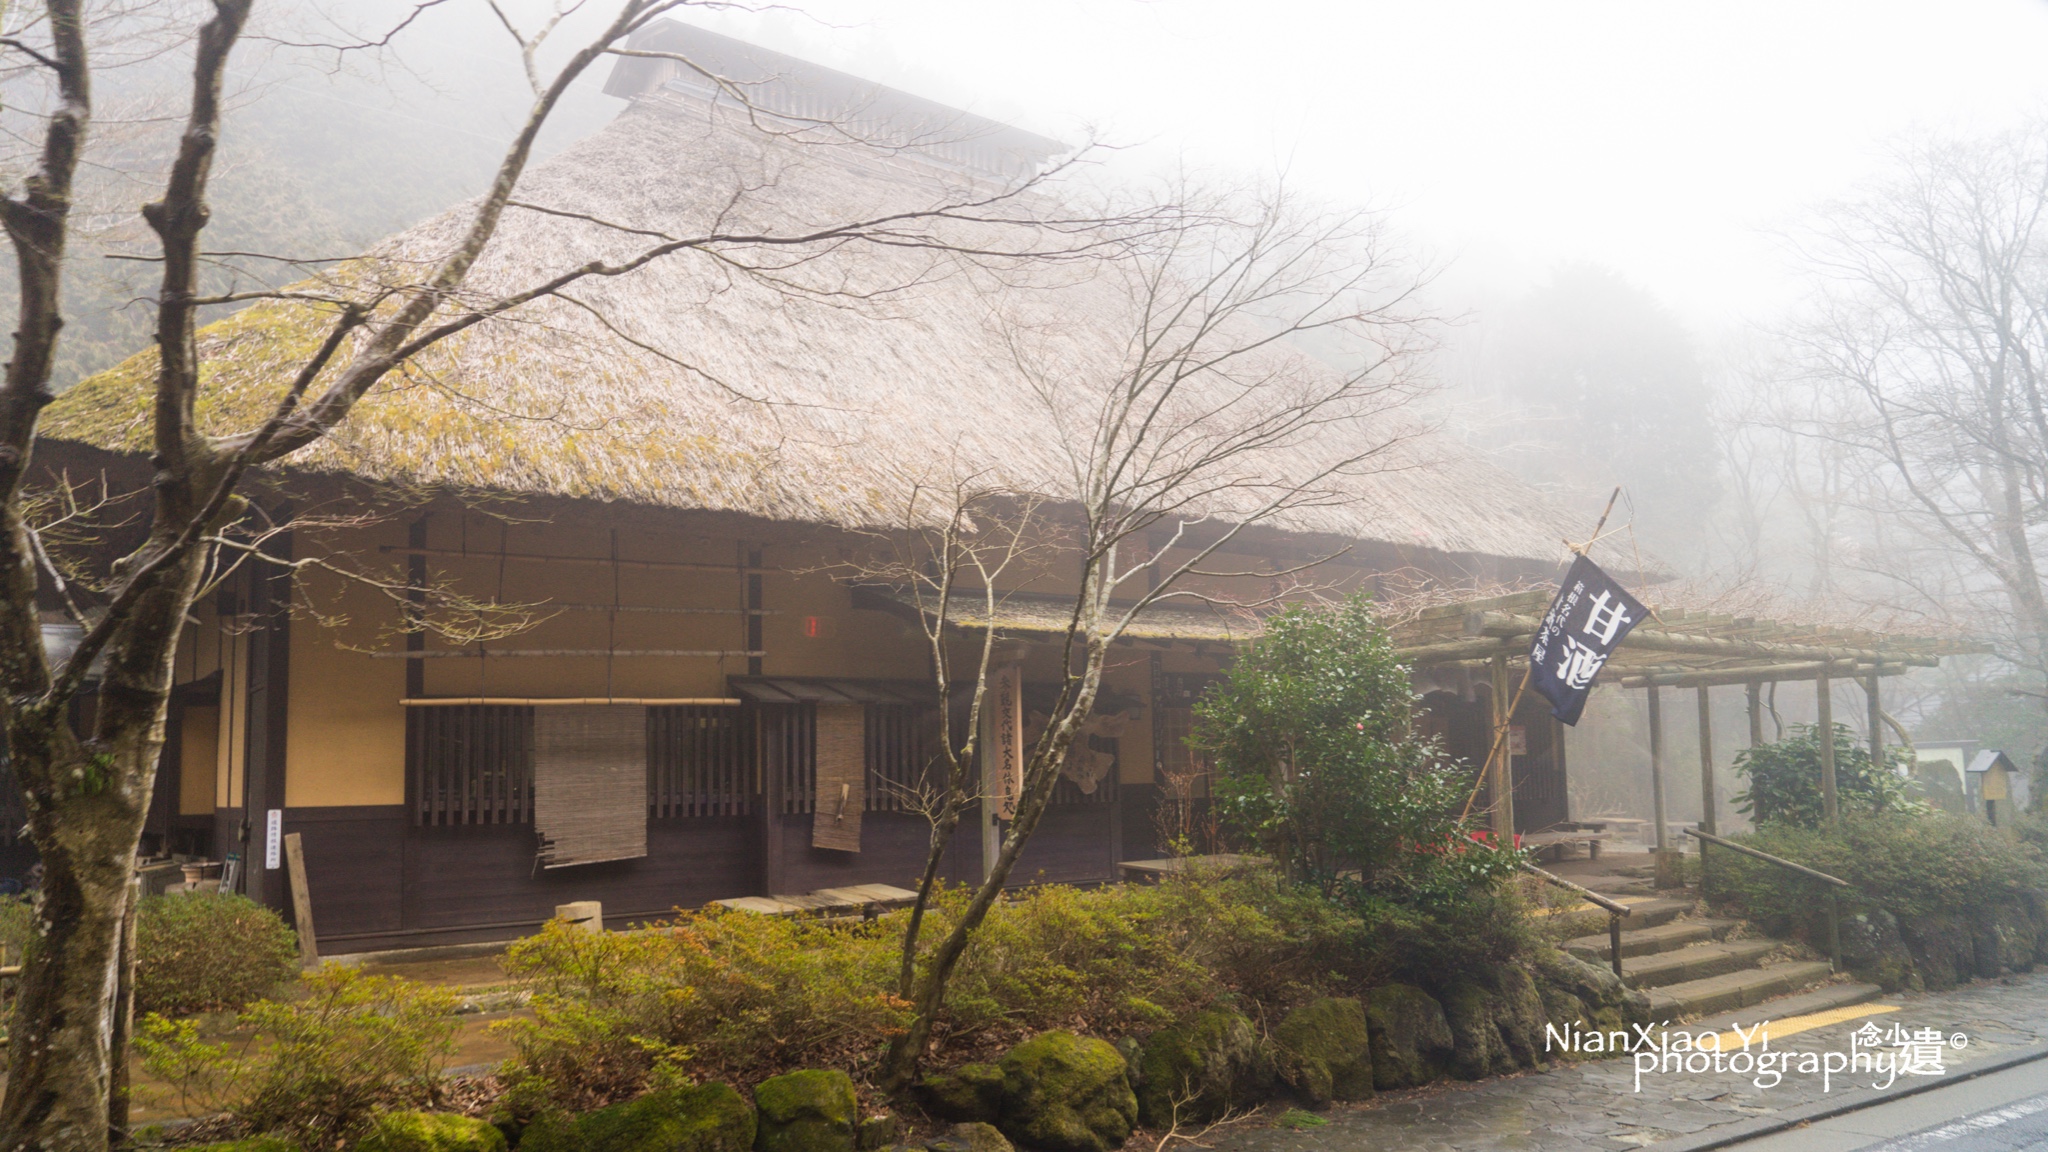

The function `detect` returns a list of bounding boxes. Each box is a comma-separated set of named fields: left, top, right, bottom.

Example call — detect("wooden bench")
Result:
left=1521, top=830, right=1612, bottom=862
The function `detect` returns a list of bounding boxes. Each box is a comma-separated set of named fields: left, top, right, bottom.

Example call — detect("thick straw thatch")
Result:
left=45, top=46, right=1573, bottom=567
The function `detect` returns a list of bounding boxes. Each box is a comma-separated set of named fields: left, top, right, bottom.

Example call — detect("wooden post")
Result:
left=1490, top=655, right=1515, bottom=839
left=1697, top=685, right=1716, bottom=837
left=1865, top=674, right=1883, bottom=766
left=1747, top=681, right=1764, bottom=748
left=1649, top=686, right=1672, bottom=885
left=108, top=874, right=140, bottom=1146
left=283, top=832, right=319, bottom=968
left=1817, top=674, right=1839, bottom=827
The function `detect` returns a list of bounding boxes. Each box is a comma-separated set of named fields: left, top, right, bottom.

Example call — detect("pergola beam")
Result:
left=1458, top=611, right=1940, bottom=667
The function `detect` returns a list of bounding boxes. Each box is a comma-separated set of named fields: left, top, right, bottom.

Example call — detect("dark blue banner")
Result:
left=1529, top=554, right=1647, bottom=725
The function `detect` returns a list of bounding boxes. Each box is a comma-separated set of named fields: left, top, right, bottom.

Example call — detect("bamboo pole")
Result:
left=1490, top=656, right=1516, bottom=838
left=1818, top=674, right=1839, bottom=827
left=1747, top=681, right=1763, bottom=748
left=1697, top=685, right=1716, bottom=836
left=401, top=696, right=742, bottom=706
left=1648, top=685, right=1672, bottom=886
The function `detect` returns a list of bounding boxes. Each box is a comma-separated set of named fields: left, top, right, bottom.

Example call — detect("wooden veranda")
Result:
left=1390, top=589, right=1982, bottom=869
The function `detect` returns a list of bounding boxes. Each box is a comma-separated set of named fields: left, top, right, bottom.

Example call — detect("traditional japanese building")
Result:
left=39, top=22, right=1604, bottom=950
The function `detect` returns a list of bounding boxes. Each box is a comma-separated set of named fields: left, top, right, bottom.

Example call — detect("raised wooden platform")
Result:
left=716, top=883, right=920, bottom=917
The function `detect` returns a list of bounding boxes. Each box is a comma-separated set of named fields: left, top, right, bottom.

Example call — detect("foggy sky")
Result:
left=664, top=0, right=2048, bottom=328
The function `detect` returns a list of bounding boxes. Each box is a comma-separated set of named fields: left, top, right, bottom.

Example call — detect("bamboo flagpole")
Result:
left=1459, top=487, right=1623, bottom=825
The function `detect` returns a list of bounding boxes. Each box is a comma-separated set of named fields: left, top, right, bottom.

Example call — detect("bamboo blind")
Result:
left=811, top=703, right=865, bottom=851
left=534, top=705, right=648, bottom=868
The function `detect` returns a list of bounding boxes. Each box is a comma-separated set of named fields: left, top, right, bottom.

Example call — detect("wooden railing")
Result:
left=1520, top=861, right=1631, bottom=978
left=1685, top=827, right=1852, bottom=971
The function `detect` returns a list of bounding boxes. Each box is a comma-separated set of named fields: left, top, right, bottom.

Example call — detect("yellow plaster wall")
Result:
left=286, top=522, right=409, bottom=807
left=215, top=630, right=248, bottom=807
left=179, top=706, right=218, bottom=815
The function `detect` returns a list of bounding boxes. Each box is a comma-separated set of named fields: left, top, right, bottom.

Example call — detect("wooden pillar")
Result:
left=1648, top=686, right=1670, bottom=884
left=1817, top=674, right=1839, bottom=827
left=1747, top=681, right=1764, bottom=748
left=1490, top=655, right=1515, bottom=838
left=1865, top=674, right=1883, bottom=766
left=1697, top=685, right=1716, bottom=836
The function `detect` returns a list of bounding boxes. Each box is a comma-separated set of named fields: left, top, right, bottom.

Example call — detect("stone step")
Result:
left=1682, top=981, right=1886, bottom=1037
left=1647, top=961, right=1837, bottom=1020
left=1565, top=917, right=1737, bottom=961
left=1622, top=939, right=1781, bottom=990
left=1543, top=897, right=1692, bottom=939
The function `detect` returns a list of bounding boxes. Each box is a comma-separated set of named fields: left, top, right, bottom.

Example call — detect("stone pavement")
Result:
left=1210, top=970, right=2048, bottom=1152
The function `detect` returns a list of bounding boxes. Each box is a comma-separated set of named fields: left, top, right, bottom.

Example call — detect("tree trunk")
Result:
left=880, top=650, right=1101, bottom=1093
left=1, top=546, right=203, bottom=1152
left=0, top=743, right=152, bottom=1152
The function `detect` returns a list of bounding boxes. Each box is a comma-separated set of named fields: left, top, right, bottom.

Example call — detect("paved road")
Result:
left=1209, top=971, right=2048, bottom=1152
left=1720, top=1059, right=2048, bottom=1151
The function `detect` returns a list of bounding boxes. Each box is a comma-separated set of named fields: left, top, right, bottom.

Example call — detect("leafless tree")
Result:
left=1784, top=121, right=2048, bottom=701
left=0, top=2, right=1145, bottom=1147
left=874, top=182, right=1437, bottom=1091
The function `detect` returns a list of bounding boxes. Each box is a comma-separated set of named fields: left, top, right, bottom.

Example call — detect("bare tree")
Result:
left=0, top=3, right=1139, bottom=1147
left=874, top=183, right=1436, bottom=1091
left=1785, top=121, right=2048, bottom=701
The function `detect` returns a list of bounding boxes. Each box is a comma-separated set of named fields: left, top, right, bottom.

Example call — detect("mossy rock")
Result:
left=1272, top=997, right=1372, bottom=1108
left=1838, top=908, right=1919, bottom=993
left=1441, top=981, right=1517, bottom=1080
left=1531, top=948, right=1648, bottom=1031
left=1364, top=984, right=1453, bottom=1090
left=915, top=1062, right=1004, bottom=1123
left=997, top=1030, right=1137, bottom=1152
left=1135, top=1007, right=1274, bottom=1127
left=1491, top=965, right=1550, bottom=1069
left=516, top=1083, right=756, bottom=1152
left=754, top=1069, right=858, bottom=1152
left=186, top=1138, right=300, bottom=1152
left=358, top=1111, right=508, bottom=1152
left=923, top=1122, right=1013, bottom=1152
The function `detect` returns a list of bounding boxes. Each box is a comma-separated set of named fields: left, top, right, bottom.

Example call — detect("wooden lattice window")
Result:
left=648, top=705, right=750, bottom=817
left=762, top=703, right=816, bottom=815
left=865, top=703, right=935, bottom=812
left=408, top=705, right=534, bottom=826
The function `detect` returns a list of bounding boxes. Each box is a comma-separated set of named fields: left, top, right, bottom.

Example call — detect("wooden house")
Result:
left=38, top=22, right=1581, bottom=950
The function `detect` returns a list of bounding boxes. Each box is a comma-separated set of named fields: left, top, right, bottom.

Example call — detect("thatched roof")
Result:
left=45, top=26, right=1576, bottom=569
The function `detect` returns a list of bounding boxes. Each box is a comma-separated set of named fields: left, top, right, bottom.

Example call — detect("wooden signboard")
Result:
left=984, top=665, right=1024, bottom=821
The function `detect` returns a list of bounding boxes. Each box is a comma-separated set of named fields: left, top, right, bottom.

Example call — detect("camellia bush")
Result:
left=1732, top=723, right=1923, bottom=829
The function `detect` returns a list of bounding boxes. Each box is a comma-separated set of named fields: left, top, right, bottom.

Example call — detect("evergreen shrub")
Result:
left=136, top=891, right=299, bottom=1016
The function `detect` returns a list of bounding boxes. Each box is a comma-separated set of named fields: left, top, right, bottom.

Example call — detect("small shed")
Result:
left=1965, top=750, right=2020, bottom=826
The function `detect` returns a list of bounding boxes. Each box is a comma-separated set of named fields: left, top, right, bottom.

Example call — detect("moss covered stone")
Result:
left=187, top=1138, right=300, bottom=1152
left=914, top=1062, right=1004, bottom=1123
left=754, top=1069, right=858, bottom=1152
left=358, top=1111, right=508, bottom=1152
left=923, top=1122, right=1014, bottom=1152
left=516, top=1083, right=756, bottom=1152
left=997, top=1031, right=1136, bottom=1152
left=1364, top=984, right=1453, bottom=1090
left=1272, top=997, right=1372, bottom=1108
left=1135, top=1007, right=1274, bottom=1127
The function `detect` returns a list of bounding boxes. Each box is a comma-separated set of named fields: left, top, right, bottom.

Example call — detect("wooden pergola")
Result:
left=1390, top=589, right=1982, bottom=866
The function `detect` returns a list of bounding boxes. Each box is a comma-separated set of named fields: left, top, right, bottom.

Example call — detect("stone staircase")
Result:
left=1560, top=897, right=1859, bottom=1020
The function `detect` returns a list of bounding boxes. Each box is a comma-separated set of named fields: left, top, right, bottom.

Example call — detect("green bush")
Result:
left=1710, top=812, right=2048, bottom=934
left=136, top=965, right=460, bottom=1143
left=136, top=892, right=299, bottom=1017
left=1197, top=596, right=1523, bottom=905
left=1732, top=724, right=1923, bottom=829
left=496, top=870, right=1382, bottom=1111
